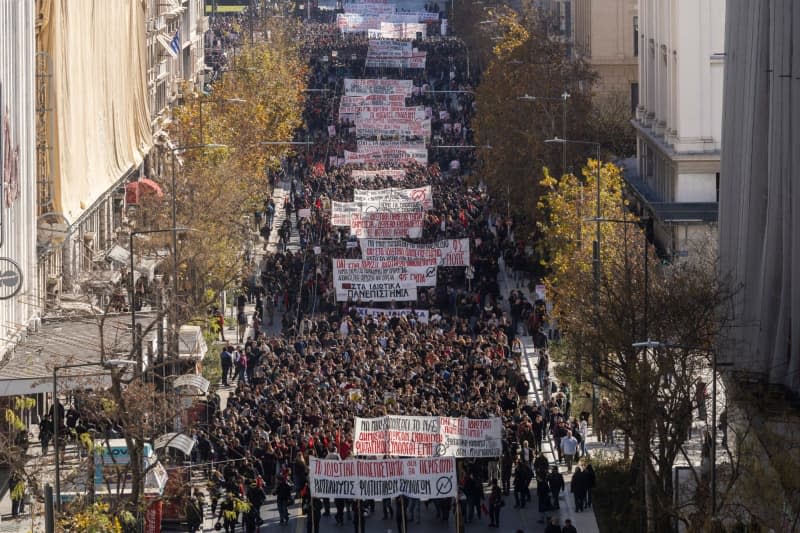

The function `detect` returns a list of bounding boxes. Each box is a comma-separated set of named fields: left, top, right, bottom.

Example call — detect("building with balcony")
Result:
left=627, top=0, right=725, bottom=259
left=0, top=1, right=39, bottom=362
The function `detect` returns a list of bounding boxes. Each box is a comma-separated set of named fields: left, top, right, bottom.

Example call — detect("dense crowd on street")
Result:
left=178, top=10, right=602, bottom=533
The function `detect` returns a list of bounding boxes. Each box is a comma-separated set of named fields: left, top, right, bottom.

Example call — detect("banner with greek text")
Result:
left=309, top=457, right=457, bottom=501
left=354, top=117, right=431, bottom=138
left=333, top=258, right=437, bottom=295
left=353, top=186, right=432, bottom=210
left=353, top=306, right=430, bottom=323
left=344, top=78, right=413, bottom=97
left=344, top=147, right=428, bottom=166
left=353, top=416, right=503, bottom=458
left=331, top=201, right=361, bottom=226
left=359, top=238, right=470, bottom=267
left=350, top=169, right=407, bottom=181
left=349, top=211, right=425, bottom=239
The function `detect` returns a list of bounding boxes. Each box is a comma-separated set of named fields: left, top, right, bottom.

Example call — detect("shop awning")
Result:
left=125, top=178, right=164, bottom=205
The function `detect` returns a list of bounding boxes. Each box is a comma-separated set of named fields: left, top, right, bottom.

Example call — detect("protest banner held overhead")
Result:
left=359, top=238, right=470, bottom=267
left=353, top=185, right=433, bottom=210
left=333, top=258, right=437, bottom=301
left=309, top=457, right=457, bottom=501
left=353, top=415, right=504, bottom=458
left=352, top=306, right=430, bottom=323
left=349, top=211, right=424, bottom=239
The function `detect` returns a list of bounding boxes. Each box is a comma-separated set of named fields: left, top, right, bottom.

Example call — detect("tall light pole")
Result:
left=53, top=360, right=136, bottom=511
left=545, top=137, right=602, bottom=414
left=632, top=341, right=732, bottom=522
left=518, top=92, right=570, bottom=176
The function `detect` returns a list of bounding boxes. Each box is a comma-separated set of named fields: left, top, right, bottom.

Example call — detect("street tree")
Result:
left=471, top=5, right=596, bottom=233
left=537, top=161, right=732, bottom=532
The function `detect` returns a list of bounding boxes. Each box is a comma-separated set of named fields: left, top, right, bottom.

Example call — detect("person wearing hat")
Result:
left=217, top=492, right=238, bottom=533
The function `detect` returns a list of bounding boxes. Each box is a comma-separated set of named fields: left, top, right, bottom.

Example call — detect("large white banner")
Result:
left=344, top=147, right=428, bottom=166
left=309, top=457, right=457, bottom=501
left=366, top=40, right=427, bottom=69
left=340, top=94, right=408, bottom=107
left=354, top=186, right=433, bottom=210
left=353, top=306, right=430, bottom=323
left=350, top=169, right=407, bottom=181
left=344, top=78, right=413, bottom=97
left=354, top=117, right=431, bottom=138
left=333, top=258, right=437, bottom=294
left=353, top=416, right=504, bottom=458
left=331, top=201, right=361, bottom=226
left=371, top=21, right=426, bottom=40
left=360, top=238, right=470, bottom=267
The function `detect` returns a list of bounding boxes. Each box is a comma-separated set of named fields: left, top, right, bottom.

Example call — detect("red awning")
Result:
left=126, top=178, right=164, bottom=204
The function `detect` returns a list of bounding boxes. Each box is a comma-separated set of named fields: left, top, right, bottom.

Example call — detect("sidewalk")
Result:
left=498, top=266, right=601, bottom=533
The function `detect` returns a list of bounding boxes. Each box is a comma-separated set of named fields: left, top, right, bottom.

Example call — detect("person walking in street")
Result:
left=584, top=463, right=596, bottom=508
left=513, top=459, right=533, bottom=508
left=560, top=430, right=579, bottom=473
left=571, top=466, right=588, bottom=511
left=275, top=475, right=292, bottom=525
left=217, top=492, right=239, bottom=533
left=185, top=493, right=204, bottom=533
left=544, top=517, right=562, bottom=533
left=488, top=478, right=503, bottom=528
left=563, top=518, right=579, bottom=533
left=547, top=466, right=564, bottom=511
left=220, top=345, right=232, bottom=387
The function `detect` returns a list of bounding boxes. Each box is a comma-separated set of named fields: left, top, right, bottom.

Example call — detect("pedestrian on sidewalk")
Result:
left=562, top=518, right=578, bottom=533
left=39, top=415, right=53, bottom=455
left=536, top=350, right=549, bottom=389
left=560, top=430, right=579, bottom=473
left=584, top=463, right=596, bottom=508
left=487, top=478, right=503, bottom=528
left=220, top=346, right=232, bottom=387
left=546, top=466, right=564, bottom=511
left=571, top=466, right=588, bottom=511
left=544, top=517, right=562, bottom=533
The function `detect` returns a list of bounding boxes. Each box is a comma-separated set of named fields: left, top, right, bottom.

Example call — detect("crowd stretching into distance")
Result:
left=181, top=8, right=597, bottom=533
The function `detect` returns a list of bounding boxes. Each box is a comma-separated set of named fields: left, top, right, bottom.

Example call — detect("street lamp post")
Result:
left=53, top=360, right=136, bottom=511
left=631, top=340, right=732, bottom=522
left=546, top=137, right=602, bottom=416
left=518, top=92, right=570, bottom=177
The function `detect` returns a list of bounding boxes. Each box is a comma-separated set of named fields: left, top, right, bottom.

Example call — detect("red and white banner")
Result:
left=353, top=416, right=504, bottom=458
left=359, top=238, right=470, bottom=267
left=349, top=211, right=424, bottom=239
left=354, top=186, right=432, bottom=210
left=309, top=457, right=457, bottom=500
left=344, top=78, right=413, bottom=97
left=366, top=40, right=427, bottom=69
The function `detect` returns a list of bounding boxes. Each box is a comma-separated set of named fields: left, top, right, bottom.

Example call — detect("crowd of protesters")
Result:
left=183, top=10, right=604, bottom=533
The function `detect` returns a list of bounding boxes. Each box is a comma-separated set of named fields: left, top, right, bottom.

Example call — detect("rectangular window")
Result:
left=716, top=172, right=720, bottom=202
left=630, top=83, right=639, bottom=114
left=633, top=16, right=639, bottom=56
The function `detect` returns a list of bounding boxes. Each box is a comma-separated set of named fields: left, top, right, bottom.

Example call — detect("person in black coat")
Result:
left=547, top=466, right=564, bottom=511
left=585, top=463, right=597, bottom=507
left=571, top=466, right=588, bottom=511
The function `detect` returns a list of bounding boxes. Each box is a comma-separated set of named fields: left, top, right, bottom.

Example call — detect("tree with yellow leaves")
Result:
left=471, top=5, right=596, bottom=234
left=537, top=161, right=732, bottom=532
